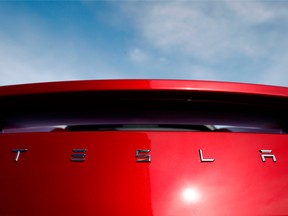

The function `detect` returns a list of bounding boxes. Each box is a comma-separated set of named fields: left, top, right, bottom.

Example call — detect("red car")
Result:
left=0, top=80, right=288, bottom=215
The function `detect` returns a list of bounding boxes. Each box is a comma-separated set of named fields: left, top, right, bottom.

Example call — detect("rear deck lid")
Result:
left=0, top=80, right=287, bottom=216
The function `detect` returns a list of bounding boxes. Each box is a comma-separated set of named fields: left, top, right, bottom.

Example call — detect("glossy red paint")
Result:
left=0, top=80, right=288, bottom=216
left=0, top=79, right=288, bottom=97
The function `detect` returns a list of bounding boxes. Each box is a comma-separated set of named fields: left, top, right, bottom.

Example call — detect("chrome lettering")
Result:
left=199, top=149, right=215, bottom=162
left=71, top=149, right=87, bottom=162
left=259, top=150, right=276, bottom=162
left=12, top=149, right=28, bottom=162
left=136, top=149, right=151, bottom=163
left=4, top=148, right=284, bottom=164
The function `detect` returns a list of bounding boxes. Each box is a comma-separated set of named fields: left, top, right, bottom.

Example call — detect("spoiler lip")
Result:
left=0, top=79, right=288, bottom=97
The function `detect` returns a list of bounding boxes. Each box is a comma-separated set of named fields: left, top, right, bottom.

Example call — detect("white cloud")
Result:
left=184, top=65, right=219, bottom=81
left=129, top=48, right=150, bottom=64
left=121, top=1, right=288, bottom=86
left=225, top=0, right=275, bottom=23
left=259, top=54, right=288, bottom=87
left=226, top=0, right=288, bottom=23
left=137, top=3, right=233, bottom=60
left=134, top=1, right=287, bottom=60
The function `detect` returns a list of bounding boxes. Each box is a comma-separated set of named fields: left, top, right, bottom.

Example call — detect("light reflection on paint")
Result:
left=182, top=187, right=201, bottom=203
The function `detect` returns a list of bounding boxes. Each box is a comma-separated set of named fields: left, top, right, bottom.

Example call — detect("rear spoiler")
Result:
left=1, top=80, right=288, bottom=134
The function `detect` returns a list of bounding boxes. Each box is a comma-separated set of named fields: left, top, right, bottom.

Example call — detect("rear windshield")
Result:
left=0, top=90, right=287, bottom=134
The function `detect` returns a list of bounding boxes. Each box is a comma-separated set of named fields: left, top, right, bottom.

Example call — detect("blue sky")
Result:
left=0, top=0, right=287, bottom=86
